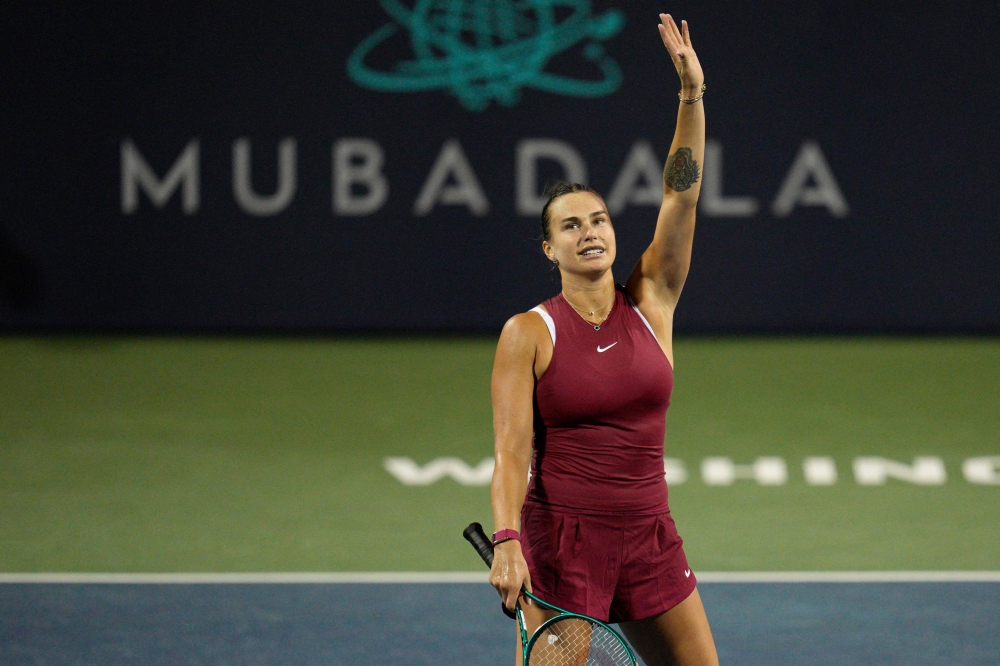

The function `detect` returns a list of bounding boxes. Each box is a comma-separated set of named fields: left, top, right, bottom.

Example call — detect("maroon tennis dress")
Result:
left=520, top=284, right=696, bottom=623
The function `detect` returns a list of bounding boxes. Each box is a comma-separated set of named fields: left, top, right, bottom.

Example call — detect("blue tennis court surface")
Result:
left=3, top=582, right=998, bottom=665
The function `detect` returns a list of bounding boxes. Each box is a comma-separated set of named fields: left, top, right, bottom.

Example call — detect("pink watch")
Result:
left=492, top=528, right=520, bottom=545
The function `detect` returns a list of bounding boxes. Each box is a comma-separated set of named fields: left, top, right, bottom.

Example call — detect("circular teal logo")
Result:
left=347, top=0, right=625, bottom=111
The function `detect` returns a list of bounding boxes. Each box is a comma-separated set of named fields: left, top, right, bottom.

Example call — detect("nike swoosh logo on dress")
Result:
left=684, top=569, right=691, bottom=578
left=597, top=342, right=618, bottom=353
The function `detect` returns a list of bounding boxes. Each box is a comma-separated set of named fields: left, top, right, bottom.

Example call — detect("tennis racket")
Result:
left=463, top=522, right=638, bottom=666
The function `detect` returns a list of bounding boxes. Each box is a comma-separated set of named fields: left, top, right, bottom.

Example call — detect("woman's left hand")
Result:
left=657, top=14, right=704, bottom=95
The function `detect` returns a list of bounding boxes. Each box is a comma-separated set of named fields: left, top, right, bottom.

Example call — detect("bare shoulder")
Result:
left=498, top=310, right=549, bottom=356
left=495, top=309, right=553, bottom=379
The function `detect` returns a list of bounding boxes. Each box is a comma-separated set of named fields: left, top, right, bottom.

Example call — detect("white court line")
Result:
left=1, top=571, right=1000, bottom=584
left=0, top=572, right=488, bottom=584
left=696, top=571, right=1000, bottom=583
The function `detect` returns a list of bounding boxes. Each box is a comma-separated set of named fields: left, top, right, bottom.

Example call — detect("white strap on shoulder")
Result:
left=625, top=294, right=658, bottom=343
left=530, top=306, right=556, bottom=346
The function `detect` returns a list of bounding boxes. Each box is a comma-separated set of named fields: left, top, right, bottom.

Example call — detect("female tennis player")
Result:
left=489, top=13, right=718, bottom=666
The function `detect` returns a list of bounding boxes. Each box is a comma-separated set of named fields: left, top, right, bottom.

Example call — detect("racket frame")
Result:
left=463, top=522, right=638, bottom=666
left=518, top=589, right=637, bottom=666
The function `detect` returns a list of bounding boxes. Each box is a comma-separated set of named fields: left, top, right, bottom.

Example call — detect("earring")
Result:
left=550, top=257, right=559, bottom=266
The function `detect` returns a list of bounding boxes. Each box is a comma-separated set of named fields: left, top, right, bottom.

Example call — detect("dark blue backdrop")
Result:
left=2, top=1, right=997, bottom=332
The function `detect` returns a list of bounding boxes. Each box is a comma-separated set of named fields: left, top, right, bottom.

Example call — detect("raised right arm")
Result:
left=489, top=312, right=544, bottom=611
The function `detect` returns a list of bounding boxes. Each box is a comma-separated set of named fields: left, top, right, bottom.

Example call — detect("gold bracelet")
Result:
left=679, top=83, right=706, bottom=104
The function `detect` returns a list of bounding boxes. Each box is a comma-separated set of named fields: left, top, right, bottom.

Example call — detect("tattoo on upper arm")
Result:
left=664, top=147, right=700, bottom=192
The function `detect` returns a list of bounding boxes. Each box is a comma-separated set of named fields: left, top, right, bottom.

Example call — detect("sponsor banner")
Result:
left=1, top=1, right=998, bottom=331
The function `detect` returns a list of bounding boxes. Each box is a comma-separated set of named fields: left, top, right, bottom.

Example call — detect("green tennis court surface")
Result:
left=1, top=337, right=998, bottom=572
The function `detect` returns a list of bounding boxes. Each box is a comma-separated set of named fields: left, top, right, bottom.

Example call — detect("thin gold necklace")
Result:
left=565, top=292, right=614, bottom=331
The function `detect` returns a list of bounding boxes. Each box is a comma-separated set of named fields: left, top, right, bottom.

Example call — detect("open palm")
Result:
left=658, top=14, right=704, bottom=92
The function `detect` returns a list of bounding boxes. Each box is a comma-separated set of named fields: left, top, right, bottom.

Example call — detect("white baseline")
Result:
left=2, top=571, right=999, bottom=584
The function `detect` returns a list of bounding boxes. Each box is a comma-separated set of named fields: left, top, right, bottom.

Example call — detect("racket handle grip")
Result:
left=463, top=522, right=495, bottom=567
left=464, top=522, right=518, bottom=620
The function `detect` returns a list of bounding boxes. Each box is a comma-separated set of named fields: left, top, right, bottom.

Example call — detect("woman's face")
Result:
left=542, top=191, right=616, bottom=277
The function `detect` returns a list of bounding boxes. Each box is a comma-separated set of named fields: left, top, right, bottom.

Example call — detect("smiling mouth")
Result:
left=580, top=247, right=605, bottom=257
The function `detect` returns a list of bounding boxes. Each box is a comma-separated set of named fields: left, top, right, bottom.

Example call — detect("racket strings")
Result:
left=528, top=618, right=632, bottom=666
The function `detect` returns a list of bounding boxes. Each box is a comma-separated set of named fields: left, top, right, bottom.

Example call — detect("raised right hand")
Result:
left=489, top=540, right=532, bottom=612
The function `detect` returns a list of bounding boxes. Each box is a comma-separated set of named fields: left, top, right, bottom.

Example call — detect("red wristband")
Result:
left=492, top=529, right=520, bottom=545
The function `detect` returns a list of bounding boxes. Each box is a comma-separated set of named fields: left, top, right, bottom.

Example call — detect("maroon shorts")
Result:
left=520, top=502, right=696, bottom=623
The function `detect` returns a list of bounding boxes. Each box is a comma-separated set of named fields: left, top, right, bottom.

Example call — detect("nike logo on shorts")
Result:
left=684, top=569, right=691, bottom=578
left=597, top=342, right=618, bottom=353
